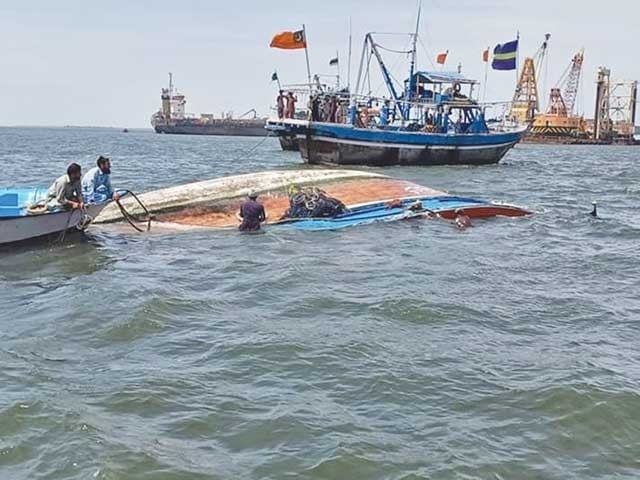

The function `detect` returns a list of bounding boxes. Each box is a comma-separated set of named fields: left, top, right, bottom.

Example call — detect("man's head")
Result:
left=279, top=90, right=283, bottom=95
left=67, top=163, right=82, bottom=182
left=455, top=208, right=464, bottom=216
left=97, top=156, right=111, bottom=174
left=248, top=189, right=258, bottom=200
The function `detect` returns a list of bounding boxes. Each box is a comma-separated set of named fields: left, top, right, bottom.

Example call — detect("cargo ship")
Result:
left=150, top=74, right=267, bottom=136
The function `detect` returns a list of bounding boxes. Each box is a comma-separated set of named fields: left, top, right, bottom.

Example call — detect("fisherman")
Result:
left=454, top=208, right=472, bottom=229
left=379, top=100, right=390, bottom=127
left=276, top=90, right=285, bottom=119
left=285, top=92, right=297, bottom=119
left=82, top=155, right=120, bottom=204
left=328, top=96, right=338, bottom=123
left=45, top=163, right=84, bottom=210
left=348, top=99, right=358, bottom=126
left=237, top=190, right=267, bottom=232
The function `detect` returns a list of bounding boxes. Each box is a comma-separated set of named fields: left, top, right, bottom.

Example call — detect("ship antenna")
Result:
left=169, top=72, right=173, bottom=95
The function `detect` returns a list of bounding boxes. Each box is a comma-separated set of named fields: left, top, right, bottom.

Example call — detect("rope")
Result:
left=231, top=130, right=274, bottom=164
left=55, top=209, right=77, bottom=243
left=116, top=190, right=152, bottom=233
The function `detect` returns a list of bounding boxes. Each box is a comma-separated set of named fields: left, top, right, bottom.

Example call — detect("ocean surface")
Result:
left=1, top=127, right=639, bottom=480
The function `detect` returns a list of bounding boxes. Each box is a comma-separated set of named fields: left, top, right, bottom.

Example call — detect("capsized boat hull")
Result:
left=296, top=122, right=524, bottom=166
left=283, top=196, right=530, bottom=231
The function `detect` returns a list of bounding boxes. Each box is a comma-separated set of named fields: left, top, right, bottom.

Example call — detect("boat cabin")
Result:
left=403, top=71, right=488, bottom=134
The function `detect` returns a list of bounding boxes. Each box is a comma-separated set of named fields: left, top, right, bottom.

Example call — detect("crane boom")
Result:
left=561, top=50, right=584, bottom=115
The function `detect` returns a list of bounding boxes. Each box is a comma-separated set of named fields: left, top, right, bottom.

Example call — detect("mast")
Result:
left=347, top=17, right=353, bottom=92
left=302, top=24, right=312, bottom=93
left=406, top=1, right=421, bottom=117
left=367, top=34, right=404, bottom=116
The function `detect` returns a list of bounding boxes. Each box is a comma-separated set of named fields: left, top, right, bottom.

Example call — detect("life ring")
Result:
left=453, top=83, right=462, bottom=94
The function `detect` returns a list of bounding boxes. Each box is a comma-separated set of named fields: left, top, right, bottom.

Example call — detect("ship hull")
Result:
left=154, top=123, right=267, bottom=137
left=278, top=135, right=300, bottom=151
left=297, top=123, right=523, bottom=166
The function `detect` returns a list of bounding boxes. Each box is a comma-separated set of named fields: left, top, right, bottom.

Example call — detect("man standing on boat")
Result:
left=237, top=190, right=267, bottom=232
left=276, top=91, right=285, bottom=119
left=82, top=156, right=120, bottom=204
left=46, top=163, right=84, bottom=210
left=285, top=92, right=297, bottom=119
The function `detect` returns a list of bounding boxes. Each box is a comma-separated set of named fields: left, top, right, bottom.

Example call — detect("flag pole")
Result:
left=303, top=24, right=312, bottom=93
left=336, top=50, right=340, bottom=89
left=515, top=31, right=520, bottom=87
left=483, top=48, right=489, bottom=103
left=274, top=70, right=282, bottom=92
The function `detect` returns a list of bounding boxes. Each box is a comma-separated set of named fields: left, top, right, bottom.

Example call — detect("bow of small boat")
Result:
left=0, top=189, right=111, bottom=246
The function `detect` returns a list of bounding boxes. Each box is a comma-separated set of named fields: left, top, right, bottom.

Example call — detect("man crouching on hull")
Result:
left=237, top=190, right=267, bottom=232
left=82, top=155, right=120, bottom=203
left=45, top=163, right=84, bottom=211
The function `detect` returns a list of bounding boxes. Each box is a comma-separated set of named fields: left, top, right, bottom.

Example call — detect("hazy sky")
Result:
left=1, top=0, right=637, bottom=127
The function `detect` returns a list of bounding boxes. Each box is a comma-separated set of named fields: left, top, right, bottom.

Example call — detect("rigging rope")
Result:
left=374, top=43, right=412, bottom=55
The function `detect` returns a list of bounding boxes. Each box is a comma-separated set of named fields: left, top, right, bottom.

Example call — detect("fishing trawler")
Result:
left=151, top=74, right=267, bottom=137
left=271, top=26, right=525, bottom=166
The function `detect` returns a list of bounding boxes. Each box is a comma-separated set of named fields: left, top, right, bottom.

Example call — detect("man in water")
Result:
left=46, top=163, right=84, bottom=210
left=82, top=155, right=120, bottom=203
left=237, top=190, right=267, bottom=232
left=454, top=208, right=472, bottom=229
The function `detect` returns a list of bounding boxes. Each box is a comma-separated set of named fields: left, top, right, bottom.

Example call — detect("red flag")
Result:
left=270, top=30, right=306, bottom=50
left=436, top=51, right=448, bottom=65
left=482, top=48, right=489, bottom=62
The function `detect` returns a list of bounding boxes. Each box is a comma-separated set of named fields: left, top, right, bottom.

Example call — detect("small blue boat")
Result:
left=0, top=187, right=113, bottom=246
left=282, top=196, right=529, bottom=231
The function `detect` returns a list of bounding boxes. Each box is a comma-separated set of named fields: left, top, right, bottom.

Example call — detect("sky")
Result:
left=0, top=0, right=637, bottom=128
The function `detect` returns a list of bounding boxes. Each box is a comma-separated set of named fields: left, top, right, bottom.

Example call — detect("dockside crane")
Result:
left=560, top=50, right=584, bottom=115
left=530, top=50, right=586, bottom=138
left=508, top=34, right=551, bottom=124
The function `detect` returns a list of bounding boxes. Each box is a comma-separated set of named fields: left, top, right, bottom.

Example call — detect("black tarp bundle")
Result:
left=284, top=186, right=347, bottom=219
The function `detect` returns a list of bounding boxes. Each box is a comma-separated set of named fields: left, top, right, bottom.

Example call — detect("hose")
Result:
left=115, top=190, right=152, bottom=232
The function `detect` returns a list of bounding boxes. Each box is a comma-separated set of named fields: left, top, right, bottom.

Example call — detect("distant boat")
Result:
left=150, top=73, right=267, bottom=137
left=270, top=26, right=525, bottom=166
left=123, top=128, right=129, bottom=133
left=0, top=188, right=111, bottom=246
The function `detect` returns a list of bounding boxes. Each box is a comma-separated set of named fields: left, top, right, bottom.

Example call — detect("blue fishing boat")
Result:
left=272, top=21, right=524, bottom=166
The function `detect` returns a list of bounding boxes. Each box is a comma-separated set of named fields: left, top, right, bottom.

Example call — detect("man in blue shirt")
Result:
left=82, top=156, right=120, bottom=204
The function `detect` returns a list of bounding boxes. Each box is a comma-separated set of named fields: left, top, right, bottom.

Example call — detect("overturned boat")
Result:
left=282, top=195, right=527, bottom=231
left=0, top=188, right=113, bottom=246
left=95, top=169, right=530, bottom=232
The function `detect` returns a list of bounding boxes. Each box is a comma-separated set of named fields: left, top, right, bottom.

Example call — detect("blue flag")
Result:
left=492, top=39, right=518, bottom=71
